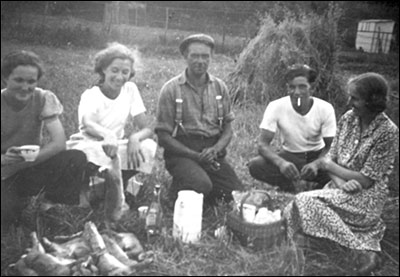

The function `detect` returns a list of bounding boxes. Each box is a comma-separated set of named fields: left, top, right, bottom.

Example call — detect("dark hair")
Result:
left=1, top=50, right=44, bottom=80
left=94, top=42, right=136, bottom=84
left=285, top=64, right=317, bottom=83
left=348, top=72, right=388, bottom=113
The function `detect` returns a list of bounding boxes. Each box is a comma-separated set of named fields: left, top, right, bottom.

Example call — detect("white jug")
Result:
left=173, top=190, right=203, bottom=243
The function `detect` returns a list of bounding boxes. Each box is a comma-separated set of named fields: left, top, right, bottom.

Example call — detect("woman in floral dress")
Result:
left=283, top=72, right=399, bottom=275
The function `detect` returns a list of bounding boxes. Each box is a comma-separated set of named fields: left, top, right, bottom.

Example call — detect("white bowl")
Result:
left=18, top=145, right=40, bottom=161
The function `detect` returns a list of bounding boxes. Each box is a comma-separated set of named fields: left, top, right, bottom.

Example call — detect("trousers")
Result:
left=164, top=135, right=243, bottom=204
left=248, top=149, right=330, bottom=192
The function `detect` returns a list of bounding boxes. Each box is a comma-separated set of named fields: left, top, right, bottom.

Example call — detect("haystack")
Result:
left=228, top=4, right=347, bottom=112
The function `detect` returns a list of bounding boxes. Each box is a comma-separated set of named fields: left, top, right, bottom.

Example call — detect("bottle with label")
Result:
left=145, top=184, right=163, bottom=236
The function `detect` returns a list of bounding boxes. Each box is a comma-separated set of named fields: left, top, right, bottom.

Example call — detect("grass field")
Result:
left=1, top=39, right=399, bottom=276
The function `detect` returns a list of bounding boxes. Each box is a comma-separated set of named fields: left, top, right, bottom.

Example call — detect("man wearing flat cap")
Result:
left=155, top=34, right=243, bottom=205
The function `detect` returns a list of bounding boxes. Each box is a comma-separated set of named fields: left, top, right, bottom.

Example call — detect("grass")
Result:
left=1, top=39, right=399, bottom=276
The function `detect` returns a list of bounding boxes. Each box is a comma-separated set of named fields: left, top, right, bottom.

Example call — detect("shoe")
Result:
left=356, top=250, right=382, bottom=275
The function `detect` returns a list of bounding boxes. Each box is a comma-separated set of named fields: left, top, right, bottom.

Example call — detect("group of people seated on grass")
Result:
left=1, top=33, right=398, bottom=275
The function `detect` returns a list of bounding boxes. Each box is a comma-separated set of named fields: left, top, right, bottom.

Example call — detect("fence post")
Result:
left=42, top=1, right=50, bottom=26
left=221, top=11, right=227, bottom=53
left=163, top=7, right=169, bottom=44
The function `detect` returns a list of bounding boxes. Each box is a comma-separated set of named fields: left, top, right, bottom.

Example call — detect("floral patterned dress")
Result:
left=283, top=111, right=399, bottom=251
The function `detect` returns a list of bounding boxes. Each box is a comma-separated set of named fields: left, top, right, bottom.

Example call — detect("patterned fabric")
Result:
left=283, top=110, right=399, bottom=251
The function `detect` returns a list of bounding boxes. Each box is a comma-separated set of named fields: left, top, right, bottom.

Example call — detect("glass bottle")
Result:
left=145, top=184, right=163, bottom=236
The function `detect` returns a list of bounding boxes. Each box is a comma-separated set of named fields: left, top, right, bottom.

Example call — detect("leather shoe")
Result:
left=356, top=250, right=381, bottom=275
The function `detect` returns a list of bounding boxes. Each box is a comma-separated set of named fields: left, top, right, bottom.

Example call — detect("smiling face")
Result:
left=102, top=58, right=133, bottom=95
left=185, top=42, right=212, bottom=78
left=4, top=65, right=39, bottom=103
left=347, top=83, right=368, bottom=117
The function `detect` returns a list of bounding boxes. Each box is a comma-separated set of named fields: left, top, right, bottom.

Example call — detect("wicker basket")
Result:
left=226, top=190, right=286, bottom=250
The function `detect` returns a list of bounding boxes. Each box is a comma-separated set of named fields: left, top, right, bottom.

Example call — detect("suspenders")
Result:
left=216, top=95, right=224, bottom=129
left=172, top=85, right=186, bottom=137
left=172, top=83, right=224, bottom=138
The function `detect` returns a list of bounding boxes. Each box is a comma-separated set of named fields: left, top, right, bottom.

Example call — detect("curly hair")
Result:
left=348, top=72, right=388, bottom=113
left=1, top=50, right=44, bottom=80
left=285, top=64, right=318, bottom=84
left=94, top=42, right=136, bottom=85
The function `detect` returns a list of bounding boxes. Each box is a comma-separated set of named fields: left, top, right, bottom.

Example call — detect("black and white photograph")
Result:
left=1, top=1, right=399, bottom=276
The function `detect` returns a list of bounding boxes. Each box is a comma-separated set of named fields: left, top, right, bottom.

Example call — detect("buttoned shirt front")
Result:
left=329, top=110, right=399, bottom=191
left=155, top=70, right=234, bottom=138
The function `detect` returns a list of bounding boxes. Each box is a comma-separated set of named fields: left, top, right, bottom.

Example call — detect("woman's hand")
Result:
left=2, top=149, right=24, bottom=166
left=102, top=133, right=118, bottom=158
left=127, top=137, right=144, bottom=169
left=340, top=179, right=363, bottom=193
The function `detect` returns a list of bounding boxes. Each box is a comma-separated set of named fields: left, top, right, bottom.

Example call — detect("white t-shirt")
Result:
left=259, top=96, right=336, bottom=152
left=78, top=82, right=146, bottom=139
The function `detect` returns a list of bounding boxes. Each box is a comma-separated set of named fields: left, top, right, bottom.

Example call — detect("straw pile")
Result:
left=227, top=3, right=346, bottom=112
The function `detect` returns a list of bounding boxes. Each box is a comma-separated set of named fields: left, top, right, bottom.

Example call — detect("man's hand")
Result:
left=301, top=156, right=331, bottom=180
left=300, top=162, right=319, bottom=180
left=278, top=160, right=300, bottom=181
left=199, top=147, right=218, bottom=164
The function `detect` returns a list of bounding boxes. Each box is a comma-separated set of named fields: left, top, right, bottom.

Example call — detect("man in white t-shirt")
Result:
left=248, top=64, right=337, bottom=192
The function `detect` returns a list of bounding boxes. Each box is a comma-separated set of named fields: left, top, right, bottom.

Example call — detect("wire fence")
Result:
left=139, top=5, right=257, bottom=39
left=6, top=2, right=258, bottom=40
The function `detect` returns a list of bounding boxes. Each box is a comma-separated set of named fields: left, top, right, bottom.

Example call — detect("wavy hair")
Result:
left=348, top=72, right=388, bottom=113
left=94, top=42, right=136, bottom=85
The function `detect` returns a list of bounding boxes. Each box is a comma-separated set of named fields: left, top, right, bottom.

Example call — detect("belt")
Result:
left=293, top=149, right=323, bottom=160
left=176, top=134, right=219, bottom=141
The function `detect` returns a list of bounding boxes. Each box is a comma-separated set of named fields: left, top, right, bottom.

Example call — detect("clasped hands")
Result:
left=198, top=147, right=219, bottom=169
left=279, top=155, right=330, bottom=181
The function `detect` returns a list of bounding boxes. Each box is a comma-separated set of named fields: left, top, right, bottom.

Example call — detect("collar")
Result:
left=176, top=70, right=216, bottom=85
left=350, top=111, right=387, bottom=138
left=365, top=112, right=388, bottom=136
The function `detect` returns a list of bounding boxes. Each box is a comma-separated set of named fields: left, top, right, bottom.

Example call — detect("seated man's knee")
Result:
left=248, top=156, right=266, bottom=180
left=176, top=176, right=213, bottom=196
left=195, top=178, right=213, bottom=195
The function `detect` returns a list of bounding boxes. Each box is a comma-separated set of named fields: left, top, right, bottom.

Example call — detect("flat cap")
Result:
left=179, top=34, right=215, bottom=55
